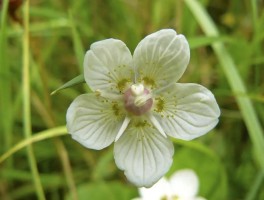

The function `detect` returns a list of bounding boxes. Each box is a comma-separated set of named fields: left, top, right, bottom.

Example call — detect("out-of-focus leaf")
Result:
left=92, top=150, right=116, bottom=180
left=188, top=36, right=230, bottom=49
left=66, top=181, right=137, bottom=200
left=169, top=146, right=227, bottom=200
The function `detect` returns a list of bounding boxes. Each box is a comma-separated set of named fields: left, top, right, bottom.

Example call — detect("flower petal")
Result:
left=133, top=29, right=190, bottom=90
left=114, top=119, right=174, bottom=187
left=152, top=83, right=220, bottom=140
left=195, top=197, right=207, bottom=200
left=66, top=94, right=125, bottom=150
left=139, top=178, right=172, bottom=200
left=169, top=169, right=199, bottom=198
left=84, top=39, right=133, bottom=94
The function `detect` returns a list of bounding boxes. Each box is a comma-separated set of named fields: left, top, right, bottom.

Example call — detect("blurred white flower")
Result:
left=66, top=29, right=220, bottom=187
left=137, top=169, right=206, bottom=200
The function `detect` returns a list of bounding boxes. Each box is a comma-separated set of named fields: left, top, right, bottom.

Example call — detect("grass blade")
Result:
left=22, top=1, right=46, bottom=199
left=245, top=171, right=264, bottom=200
left=51, top=74, right=85, bottom=95
left=184, top=0, right=264, bottom=171
left=69, top=10, right=85, bottom=72
left=0, top=0, right=13, bottom=155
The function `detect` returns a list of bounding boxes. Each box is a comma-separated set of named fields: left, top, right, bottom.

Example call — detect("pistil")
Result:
left=124, top=84, right=153, bottom=116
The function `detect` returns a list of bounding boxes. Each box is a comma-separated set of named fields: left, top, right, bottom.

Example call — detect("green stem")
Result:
left=0, top=126, right=67, bottom=164
left=250, top=0, right=258, bottom=35
left=0, top=0, right=13, bottom=155
left=22, top=1, right=46, bottom=199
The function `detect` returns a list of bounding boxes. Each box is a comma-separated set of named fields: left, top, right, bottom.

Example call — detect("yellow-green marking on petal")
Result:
left=154, top=97, right=165, bottom=113
left=143, top=76, right=156, bottom=89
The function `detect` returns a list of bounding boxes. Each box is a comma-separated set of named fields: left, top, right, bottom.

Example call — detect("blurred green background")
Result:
left=0, top=0, right=264, bottom=199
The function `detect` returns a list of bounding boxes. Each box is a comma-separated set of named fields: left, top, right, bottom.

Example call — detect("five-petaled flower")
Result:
left=66, top=29, right=220, bottom=187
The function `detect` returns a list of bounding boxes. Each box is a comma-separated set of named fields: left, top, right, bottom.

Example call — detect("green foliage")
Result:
left=0, top=0, right=264, bottom=199
left=66, top=182, right=137, bottom=200
left=169, top=139, right=227, bottom=200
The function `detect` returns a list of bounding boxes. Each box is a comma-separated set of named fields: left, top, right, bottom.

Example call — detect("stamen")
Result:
left=124, top=84, right=153, bottom=116
left=147, top=114, right=167, bottom=138
left=115, top=116, right=131, bottom=142
left=96, top=89, right=123, bottom=101
left=131, top=83, right=144, bottom=96
left=134, top=93, right=152, bottom=107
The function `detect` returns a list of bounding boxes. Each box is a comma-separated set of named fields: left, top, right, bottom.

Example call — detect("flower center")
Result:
left=124, top=83, right=153, bottom=116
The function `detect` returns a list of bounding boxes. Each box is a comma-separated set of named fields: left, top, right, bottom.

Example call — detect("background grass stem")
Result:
left=22, top=1, right=46, bottom=199
left=184, top=0, right=264, bottom=172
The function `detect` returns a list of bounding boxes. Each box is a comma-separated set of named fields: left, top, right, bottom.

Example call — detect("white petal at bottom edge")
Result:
left=66, top=93, right=125, bottom=150
left=139, top=178, right=172, bottom=200
left=114, top=120, right=174, bottom=187
left=169, top=169, right=199, bottom=198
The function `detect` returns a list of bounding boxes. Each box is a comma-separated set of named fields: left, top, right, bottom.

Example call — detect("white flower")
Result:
left=66, top=29, right=220, bottom=187
left=137, top=169, right=206, bottom=200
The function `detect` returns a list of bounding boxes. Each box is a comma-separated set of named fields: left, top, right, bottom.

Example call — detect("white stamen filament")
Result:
left=95, top=89, right=123, bottom=101
left=115, top=116, right=131, bottom=142
left=148, top=114, right=167, bottom=138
